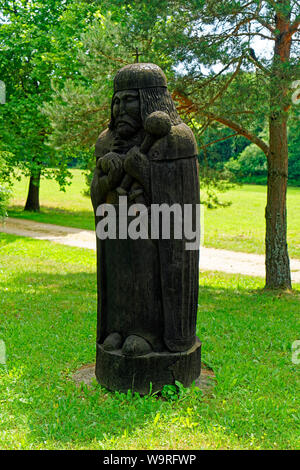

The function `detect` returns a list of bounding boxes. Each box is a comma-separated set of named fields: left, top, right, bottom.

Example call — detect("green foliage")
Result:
left=43, top=5, right=241, bottom=207
left=43, top=12, right=156, bottom=151
left=191, top=123, right=248, bottom=207
left=199, top=166, right=236, bottom=209
left=0, top=0, right=99, bottom=194
left=288, top=117, right=300, bottom=185
left=44, top=1, right=299, bottom=208
left=197, top=126, right=251, bottom=171
left=0, top=150, right=16, bottom=185
left=226, top=143, right=268, bottom=184
left=226, top=120, right=300, bottom=185
left=0, top=233, right=299, bottom=449
left=2, top=1, right=299, bottom=199
left=161, top=381, right=203, bottom=402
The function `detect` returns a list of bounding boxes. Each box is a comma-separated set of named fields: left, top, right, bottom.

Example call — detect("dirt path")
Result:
left=1, top=217, right=300, bottom=283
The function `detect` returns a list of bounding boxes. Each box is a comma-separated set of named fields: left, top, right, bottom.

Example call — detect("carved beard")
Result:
left=111, top=129, right=145, bottom=155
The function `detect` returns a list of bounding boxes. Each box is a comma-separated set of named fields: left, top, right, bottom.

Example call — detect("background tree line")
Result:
left=0, top=0, right=299, bottom=289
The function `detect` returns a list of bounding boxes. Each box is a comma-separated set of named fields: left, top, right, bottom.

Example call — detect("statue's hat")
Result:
left=114, top=63, right=167, bottom=92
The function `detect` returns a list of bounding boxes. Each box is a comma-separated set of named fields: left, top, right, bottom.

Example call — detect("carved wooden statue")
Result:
left=91, top=63, right=201, bottom=394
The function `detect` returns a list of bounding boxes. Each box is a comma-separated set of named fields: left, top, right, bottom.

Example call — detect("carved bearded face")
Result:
left=112, top=89, right=142, bottom=139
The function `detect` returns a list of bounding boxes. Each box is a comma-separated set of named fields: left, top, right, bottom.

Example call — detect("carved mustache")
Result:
left=115, top=117, right=139, bottom=128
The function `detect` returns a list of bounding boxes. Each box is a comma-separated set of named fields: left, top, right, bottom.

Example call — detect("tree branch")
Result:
left=199, top=56, right=243, bottom=110
left=173, top=90, right=270, bottom=156
left=190, top=57, right=239, bottom=83
left=255, top=16, right=276, bottom=33
left=247, top=50, right=271, bottom=74
left=203, top=111, right=269, bottom=156
left=198, top=132, right=239, bottom=149
left=95, top=50, right=128, bottom=65
left=289, top=16, right=300, bottom=36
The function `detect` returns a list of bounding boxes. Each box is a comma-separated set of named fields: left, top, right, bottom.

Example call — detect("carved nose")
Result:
left=119, top=100, right=126, bottom=115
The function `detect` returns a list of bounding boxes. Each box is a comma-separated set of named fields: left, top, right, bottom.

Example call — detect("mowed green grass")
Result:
left=204, top=184, right=300, bottom=258
left=7, top=170, right=300, bottom=258
left=8, top=170, right=94, bottom=230
left=0, top=233, right=299, bottom=450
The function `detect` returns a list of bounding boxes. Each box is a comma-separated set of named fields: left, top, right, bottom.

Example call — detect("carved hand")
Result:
left=124, top=146, right=150, bottom=192
left=98, top=152, right=124, bottom=189
left=91, top=152, right=124, bottom=210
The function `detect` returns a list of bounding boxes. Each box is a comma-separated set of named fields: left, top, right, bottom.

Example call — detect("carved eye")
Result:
left=126, top=96, right=136, bottom=102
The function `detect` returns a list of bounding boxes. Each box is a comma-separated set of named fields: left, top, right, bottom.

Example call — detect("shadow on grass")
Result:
left=1, top=266, right=299, bottom=448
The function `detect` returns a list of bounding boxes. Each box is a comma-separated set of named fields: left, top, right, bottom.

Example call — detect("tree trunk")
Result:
left=24, top=169, right=41, bottom=212
left=265, top=117, right=291, bottom=289
left=265, top=4, right=292, bottom=289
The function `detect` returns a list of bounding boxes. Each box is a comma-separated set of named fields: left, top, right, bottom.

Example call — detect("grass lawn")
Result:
left=204, top=184, right=300, bottom=259
left=0, top=233, right=299, bottom=450
left=8, top=170, right=94, bottom=231
left=8, top=170, right=300, bottom=258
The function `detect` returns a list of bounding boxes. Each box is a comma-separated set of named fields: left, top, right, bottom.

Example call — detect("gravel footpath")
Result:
left=1, top=217, right=300, bottom=283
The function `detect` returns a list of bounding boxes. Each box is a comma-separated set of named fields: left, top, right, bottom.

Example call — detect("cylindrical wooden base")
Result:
left=96, top=338, right=201, bottom=395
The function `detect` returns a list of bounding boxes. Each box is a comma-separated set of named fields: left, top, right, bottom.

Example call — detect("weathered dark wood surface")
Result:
left=96, top=339, right=201, bottom=395
left=91, top=63, right=201, bottom=394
